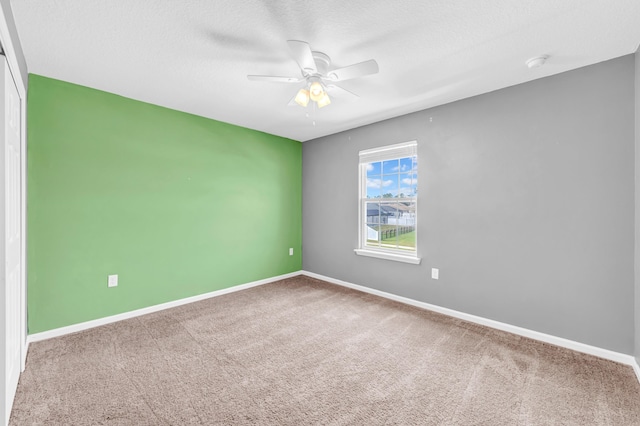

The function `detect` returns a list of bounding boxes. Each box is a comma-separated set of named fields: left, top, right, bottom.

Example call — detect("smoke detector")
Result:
left=526, top=55, right=549, bottom=69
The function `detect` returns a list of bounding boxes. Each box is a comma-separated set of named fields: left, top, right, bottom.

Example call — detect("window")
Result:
left=355, top=141, right=420, bottom=264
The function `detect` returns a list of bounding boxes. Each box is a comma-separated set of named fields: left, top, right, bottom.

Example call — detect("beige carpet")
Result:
left=10, top=276, right=640, bottom=425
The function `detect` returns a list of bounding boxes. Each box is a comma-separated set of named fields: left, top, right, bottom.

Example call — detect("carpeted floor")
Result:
left=10, top=276, right=640, bottom=425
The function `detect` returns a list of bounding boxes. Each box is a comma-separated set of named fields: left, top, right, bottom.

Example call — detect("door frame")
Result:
left=0, top=7, right=28, bottom=375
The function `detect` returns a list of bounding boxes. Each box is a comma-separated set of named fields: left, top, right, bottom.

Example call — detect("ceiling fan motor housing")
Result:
left=309, top=51, right=330, bottom=77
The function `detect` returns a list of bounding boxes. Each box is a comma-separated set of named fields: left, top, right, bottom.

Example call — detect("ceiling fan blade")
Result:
left=326, top=84, right=359, bottom=100
left=287, top=40, right=317, bottom=74
left=328, top=59, right=379, bottom=81
left=247, top=75, right=303, bottom=83
left=287, top=94, right=299, bottom=107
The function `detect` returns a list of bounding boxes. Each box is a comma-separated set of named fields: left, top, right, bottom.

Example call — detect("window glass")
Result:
left=359, top=142, right=417, bottom=256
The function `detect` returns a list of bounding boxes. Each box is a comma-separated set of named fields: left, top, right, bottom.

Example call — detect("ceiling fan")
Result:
left=247, top=40, right=379, bottom=109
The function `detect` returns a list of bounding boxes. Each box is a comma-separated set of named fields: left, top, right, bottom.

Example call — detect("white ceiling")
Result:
left=10, top=0, right=640, bottom=142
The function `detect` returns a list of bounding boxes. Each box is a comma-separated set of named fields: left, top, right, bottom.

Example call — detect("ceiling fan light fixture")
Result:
left=309, top=81, right=324, bottom=101
left=317, top=92, right=331, bottom=108
left=247, top=40, right=378, bottom=111
left=295, top=88, right=310, bottom=107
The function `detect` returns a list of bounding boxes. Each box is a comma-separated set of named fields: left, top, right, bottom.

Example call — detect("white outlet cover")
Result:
left=289, top=248, right=294, bottom=256
left=108, top=274, right=118, bottom=287
left=431, top=268, right=439, bottom=280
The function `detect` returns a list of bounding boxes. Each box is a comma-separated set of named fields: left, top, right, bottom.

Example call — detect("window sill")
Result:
left=354, top=249, right=422, bottom=265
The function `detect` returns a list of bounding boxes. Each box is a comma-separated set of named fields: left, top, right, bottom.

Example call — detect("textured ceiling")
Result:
left=10, top=0, right=640, bottom=142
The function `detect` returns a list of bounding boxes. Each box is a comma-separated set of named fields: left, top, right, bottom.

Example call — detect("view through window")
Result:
left=359, top=141, right=417, bottom=255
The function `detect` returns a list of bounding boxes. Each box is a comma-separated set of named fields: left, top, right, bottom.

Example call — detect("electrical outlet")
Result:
left=108, top=274, right=118, bottom=288
left=289, top=248, right=294, bottom=256
left=431, top=268, right=439, bottom=280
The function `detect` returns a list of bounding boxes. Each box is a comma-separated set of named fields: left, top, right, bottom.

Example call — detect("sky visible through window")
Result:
left=366, top=156, right=417, bottom=198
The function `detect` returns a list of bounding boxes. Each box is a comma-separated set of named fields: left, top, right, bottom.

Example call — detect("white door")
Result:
left=0, top=55, right=21, bottom=425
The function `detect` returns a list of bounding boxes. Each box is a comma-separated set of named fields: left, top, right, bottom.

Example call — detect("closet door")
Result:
left=0, top=54, right=21, bottom=426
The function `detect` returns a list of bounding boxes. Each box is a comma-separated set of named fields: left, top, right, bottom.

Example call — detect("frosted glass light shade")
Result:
left=317, top=93, right=331, bottom=108
left=309, top=82, right=324, bottom=101
left=295, top=89, right=310, bottom=107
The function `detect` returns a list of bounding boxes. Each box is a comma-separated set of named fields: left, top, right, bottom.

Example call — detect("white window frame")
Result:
left=354, top=141, right=421, bottom=264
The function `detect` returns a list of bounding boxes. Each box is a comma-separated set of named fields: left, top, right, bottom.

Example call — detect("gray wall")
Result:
left=635, top=46, right=640, bottom=363
left=303, top=55, right=635, bottom=354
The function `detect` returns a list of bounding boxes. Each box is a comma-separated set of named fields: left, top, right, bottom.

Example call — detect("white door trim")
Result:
left=17, top=80, right=24, bottom=374
left=0, top=12, right=26, bottom=99
left=0, top=8, right=27, bottom=376
left=0, top=54, right=22, bottom=426
left=0, top=11, right=27, bottom=426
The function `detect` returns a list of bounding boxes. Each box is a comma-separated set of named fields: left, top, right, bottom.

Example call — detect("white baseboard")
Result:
left=631, top=359, right=640, bottom=384
left=21, top=340, right=28, bottom=372
left=301, top=270, right=639, bottom=370
left=27, top=271, right=303, bottom=344
left=26, top=268, right=640, bottom=386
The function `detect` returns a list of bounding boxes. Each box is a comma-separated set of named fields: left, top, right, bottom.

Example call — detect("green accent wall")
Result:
left=27, top=74, right=302, bottom=333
